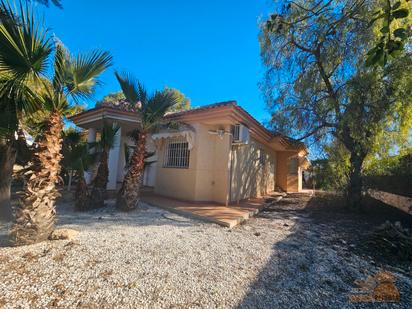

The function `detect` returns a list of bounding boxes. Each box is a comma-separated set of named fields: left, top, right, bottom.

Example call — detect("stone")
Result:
left=49, top=229, right=80, bottom=241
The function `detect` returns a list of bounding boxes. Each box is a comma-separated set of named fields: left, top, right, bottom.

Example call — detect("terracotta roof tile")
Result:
left=164, top=100, right=237, bottom=118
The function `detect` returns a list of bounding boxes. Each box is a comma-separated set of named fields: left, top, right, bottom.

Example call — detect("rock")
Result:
left=49, top=229, right=80, bottom=241
left=254, top=232, right=261, bottom=237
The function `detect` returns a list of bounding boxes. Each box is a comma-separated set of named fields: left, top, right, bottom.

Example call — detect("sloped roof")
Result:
left=165, top=100, right=307, bottom=153
left=70, top=100, right=307, bottom=153
left=164, top=100, right=237, bottom=118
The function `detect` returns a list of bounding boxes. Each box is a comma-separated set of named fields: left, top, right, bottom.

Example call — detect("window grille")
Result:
left=164, top=138, right=190, bottom=168
left=232, top=124, right=240, bottom=142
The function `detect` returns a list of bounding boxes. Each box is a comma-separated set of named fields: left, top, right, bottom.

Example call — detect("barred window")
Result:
left=232, top=124, right=240, bottom=142
left=164, top=138, right=190, bottom=168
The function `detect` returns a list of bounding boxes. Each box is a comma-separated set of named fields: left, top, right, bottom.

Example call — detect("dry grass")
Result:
left=52, top=252, right=66, bottom=262
left=100, top=269, right=113, bottom=280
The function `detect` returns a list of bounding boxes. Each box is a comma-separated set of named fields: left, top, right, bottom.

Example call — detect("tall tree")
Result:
left=12, top=43, right=112, bottom=245
left=0, top=0, right=52, bottom=222
left=89, top=122, right=120, bottom=209
left=260, top=0, right=412, bottom=209
left=61, top=129, right=96, bottom=210
left=114, top=72, right=178, bottom=211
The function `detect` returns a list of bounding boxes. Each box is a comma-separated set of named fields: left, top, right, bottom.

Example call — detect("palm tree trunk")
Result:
left=93, top=150, right=109, bottom=188
left=116, top=132, right=146, bottom=211
left=12, top=112, right=63, bottom=245
left=0, top=141, right=16, bottom=223
left=90, top=150, right=109, bottom=209
left=75, top=170, right=90, bottom=211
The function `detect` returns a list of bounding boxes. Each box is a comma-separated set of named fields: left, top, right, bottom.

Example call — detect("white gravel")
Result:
left=0, top=198, right=411, bottom=308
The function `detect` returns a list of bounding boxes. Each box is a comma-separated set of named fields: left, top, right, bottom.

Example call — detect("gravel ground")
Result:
left=0, top=194, right=411, bottom=308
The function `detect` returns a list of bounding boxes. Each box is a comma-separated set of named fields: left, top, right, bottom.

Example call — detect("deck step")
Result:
left=142, top=195, right=264, bottom=228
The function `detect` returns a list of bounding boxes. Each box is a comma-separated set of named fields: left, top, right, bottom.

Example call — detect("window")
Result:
left=288, top=157, right=298, bottom=175
left=164, top=138, right=190, bottom=168
left=232, top=124, right=240, bottom=142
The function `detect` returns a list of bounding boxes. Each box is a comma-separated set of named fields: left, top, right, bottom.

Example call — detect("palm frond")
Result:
left=31, top=0, right=63, bottom=9
left=52, top=41, right=70, bottom=92
left=0, top=0, right=15, bottom=24
left=114, top=71, right=143, bottom=105
left=99, top=122, right=120, bottom=151
left=0, top=94, right=18, bottom=135
left=143, top=90, right=178, bottom=130
left=0, top=0, right=52, bottom=79
left=66, top=50, right=112, bottom=101
left=61, top=129, right=95, bottom=173
left=115, top=71, right=178, bottom=131
left=0, top=75, right=41, bottom=114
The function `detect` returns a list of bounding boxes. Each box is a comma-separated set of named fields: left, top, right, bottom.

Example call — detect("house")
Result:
left=70, top=100, right=309, bottom=205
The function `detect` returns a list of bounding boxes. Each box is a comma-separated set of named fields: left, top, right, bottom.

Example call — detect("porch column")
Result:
left=107, top=124, right=122, bottom=190
left=84, top=128, right=96, bottom=184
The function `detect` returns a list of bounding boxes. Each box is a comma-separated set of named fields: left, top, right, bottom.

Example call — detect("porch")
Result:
left=141, top=189, right=273, bottom=228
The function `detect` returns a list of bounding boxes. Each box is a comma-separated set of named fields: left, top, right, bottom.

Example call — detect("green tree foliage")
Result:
left=0, top=0, right=52, bottom=221
left=260, top=0, right=412, bottom=209
left=313, top=141, right=351, bottom=191
left=367, top=0, right=411, bottom=66
left=96, top=91, right=125, bottom=106
left=97, top=87, right=190, bottom=112
left=162, top=87, right=190, bottom=112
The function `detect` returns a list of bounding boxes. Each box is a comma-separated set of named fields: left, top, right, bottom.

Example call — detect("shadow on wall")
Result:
left=232, top=144, right=274, bottom=202
left=236, top=194, right=412, bottom=308
left=259, top=154, right=275, bottom=197
left=231, top=145, right=259, bottom=202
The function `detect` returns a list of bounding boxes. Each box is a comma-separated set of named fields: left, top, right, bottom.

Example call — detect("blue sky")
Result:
left=37, top=0, right=274, bottom=123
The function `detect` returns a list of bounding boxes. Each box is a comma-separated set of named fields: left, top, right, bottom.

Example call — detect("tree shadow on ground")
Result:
left=0, top=199, right=200, bottom=248
left=237, top=193, right=412, bottom=308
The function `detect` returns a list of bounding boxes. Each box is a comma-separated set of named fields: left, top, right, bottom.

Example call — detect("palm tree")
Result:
left=0, top=0, right=52, bottom=222
left=61, top=129, right=96, bottom=210
left=89, top=122, right=120, bottom=209
left=115, top=72, right=178, bottom=211
left=12, top=43, right=112, bottom=245
left=1, top=1, right=62, bottom=27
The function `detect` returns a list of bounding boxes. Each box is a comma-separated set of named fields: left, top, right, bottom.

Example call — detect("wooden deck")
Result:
left=141, top=192, right=267, bottom=228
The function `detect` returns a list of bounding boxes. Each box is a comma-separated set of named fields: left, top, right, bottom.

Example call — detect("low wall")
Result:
left=368, top=189, right=412, bottom=215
